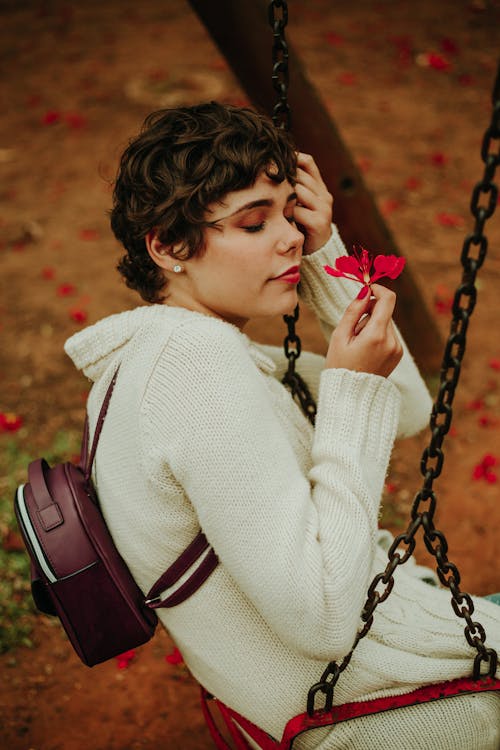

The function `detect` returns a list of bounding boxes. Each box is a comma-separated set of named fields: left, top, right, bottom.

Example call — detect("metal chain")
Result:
left=268, top=1, right=318, bottom=424
left=281, top=305, right=318, bottom=424
left=307, top=61, right=500, bottom=716
left=268, top=0, right=292, bottom=131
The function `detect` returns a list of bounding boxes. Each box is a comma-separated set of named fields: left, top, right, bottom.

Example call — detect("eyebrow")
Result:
left=208, top=192, right=297, bottom=224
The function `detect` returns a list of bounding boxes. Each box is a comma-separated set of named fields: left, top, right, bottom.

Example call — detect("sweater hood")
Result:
left=64, top=305, right=276, bottom=383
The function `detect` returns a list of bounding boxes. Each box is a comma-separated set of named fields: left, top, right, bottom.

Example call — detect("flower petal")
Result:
left=116, top=649, right=135, bottom=669
left=324, top=258, right=364, bottom=284
left=324, top=264, right=347, bottom=278
left=165, top=647, right=184, bottom=665
left=436, top=212, right=465, bottom=228
left=488, top=358, right=500, bottom=371
left=372, top=254, right=406, bottom=280
left=0, top=413, right=23, bottom=432
left=335, top=255, right=365, bottom=277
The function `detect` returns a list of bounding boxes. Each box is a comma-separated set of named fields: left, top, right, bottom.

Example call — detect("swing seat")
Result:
left=200, top=676, right=500, bottom=750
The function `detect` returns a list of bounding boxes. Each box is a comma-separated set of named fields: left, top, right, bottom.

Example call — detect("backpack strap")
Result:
left=81, top=367, right=120, bottom=481
left=26, top=459, right=64, bottom=530
left=78, top=364, right=219, bottom=609
left=146, top=532, right=219, bottom=609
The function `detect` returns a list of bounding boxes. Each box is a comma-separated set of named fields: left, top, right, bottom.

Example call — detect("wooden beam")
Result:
left=188, top=0, right=443, bottom=374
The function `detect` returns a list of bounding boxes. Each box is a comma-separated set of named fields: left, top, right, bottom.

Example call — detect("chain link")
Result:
left=307, top=60, right=500, bottom=716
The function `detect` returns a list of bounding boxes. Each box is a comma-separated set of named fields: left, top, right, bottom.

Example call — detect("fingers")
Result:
left=293, top=152, right=333, bottom=253
left=353, top=313, right=370, bottom=336
left=295, top=153, right=330, bottom=201
left=335, top=293, right=372, bottom=338
left=335, top=284, right=396, bottom=337
left=365, top=284, right=396, bottom=331
left=296, top=152, right=328, bottom=192
left=325, top=285, right=403, bottom=377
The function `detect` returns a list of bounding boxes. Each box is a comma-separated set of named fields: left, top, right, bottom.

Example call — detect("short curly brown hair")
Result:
left=111, top=102, right=297, bottom=303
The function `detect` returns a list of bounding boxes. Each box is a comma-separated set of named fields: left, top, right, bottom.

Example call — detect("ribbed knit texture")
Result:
left=65, top=228, right=500, bottom=748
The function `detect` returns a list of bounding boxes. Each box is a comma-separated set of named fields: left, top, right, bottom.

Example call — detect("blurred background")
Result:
left=1, top=1, right=499, bottom=748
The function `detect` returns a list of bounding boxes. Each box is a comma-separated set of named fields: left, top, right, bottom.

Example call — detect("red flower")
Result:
left=472, top=454, right=498, bottom=483
left=430, top=152, right=448, bottom=167
left=116, top=649, right=135, bottom=669
left=380, top=198, right=402, bottom=216
left=338, top=72, right=357, bottom=86
left=427, top=53, right=452, bottom=71
left=384, top=481, right=398, bottom=494
left=41, top=267, right=56, bottom=280
left=69, top=308, right=88, bottom=324
left=324, top=246, right=406, bottom=300
left=405, top=176, right=422, bottom=191
left=165, top=647, right=184, bottom=665
left=357, top=157, right=372, bottom=173
left=57, top=282, right=76, bottom=296
left=466, top=398, right=485, bottom=411
left=79, top=228, right=100, bottom=241
left=433, top=284, right=453, bottom=314
left=436, top=212, right=465, bottom=228
left=326, top=32, right=344, bottom=46
left=0, top=412, right=23, bottom=432
left=489, top=358, right=500, bottom=372
left=478, top=414, right=497, bottom=428
left=42, top=110, right=62, bottom=125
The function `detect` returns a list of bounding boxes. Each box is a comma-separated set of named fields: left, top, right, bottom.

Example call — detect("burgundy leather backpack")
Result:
left=14, top=368, right=218, bottom=666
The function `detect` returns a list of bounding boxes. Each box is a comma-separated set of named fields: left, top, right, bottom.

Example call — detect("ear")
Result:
left=145, top=230, right=172, bottom=271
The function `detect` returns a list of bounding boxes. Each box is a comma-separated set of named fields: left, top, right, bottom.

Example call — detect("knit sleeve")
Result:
left=140, top=316, right=401, bottom=660
left=299, top=226, right=433, bottom=438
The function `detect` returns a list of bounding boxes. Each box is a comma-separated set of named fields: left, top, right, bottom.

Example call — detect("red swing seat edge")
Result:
left=200, top=675, right=500, bottom=750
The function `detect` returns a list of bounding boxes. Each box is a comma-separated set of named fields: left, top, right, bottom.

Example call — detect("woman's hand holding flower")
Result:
left=325, top=284, right=403, bottom=378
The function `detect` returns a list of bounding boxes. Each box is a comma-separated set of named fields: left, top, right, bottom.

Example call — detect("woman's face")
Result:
left=167, top=172, right=304, bottom=329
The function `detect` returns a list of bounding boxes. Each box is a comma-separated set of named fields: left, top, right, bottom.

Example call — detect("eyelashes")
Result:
left=242, top=215, right=296, bottom=233
left=243, top=222, right=266, bottom=233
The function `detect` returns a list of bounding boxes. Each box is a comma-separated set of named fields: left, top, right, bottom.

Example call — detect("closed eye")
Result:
left=242, top=222, right=266, bottom=233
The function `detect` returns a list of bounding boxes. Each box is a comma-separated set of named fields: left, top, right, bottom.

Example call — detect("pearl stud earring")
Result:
left=173, top=264, right=183, bottom=274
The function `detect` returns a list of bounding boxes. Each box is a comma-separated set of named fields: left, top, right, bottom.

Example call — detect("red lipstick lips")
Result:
left=273, top=265, right=301, bottom=284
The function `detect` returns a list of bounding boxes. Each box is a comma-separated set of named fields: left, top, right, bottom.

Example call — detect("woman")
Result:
left=65, top=102, right=500, bottom=749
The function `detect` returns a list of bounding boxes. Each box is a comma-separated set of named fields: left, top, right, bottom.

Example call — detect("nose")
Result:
left=278, top=219, right=304, bottom=255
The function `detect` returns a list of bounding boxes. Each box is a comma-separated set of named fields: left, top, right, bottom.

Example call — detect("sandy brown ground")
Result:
left=1, top=1, right=499, bottom=748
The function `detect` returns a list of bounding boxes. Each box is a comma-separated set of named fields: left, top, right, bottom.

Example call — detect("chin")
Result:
left=282, top=293, right=299, bottom=316
left=249, top=289, right=299, bottom=321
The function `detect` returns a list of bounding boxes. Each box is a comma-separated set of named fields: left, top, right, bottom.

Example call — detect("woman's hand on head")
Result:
left=294, top=152, right=333, bottom=254
left=325, top=284, right=403, bottom=378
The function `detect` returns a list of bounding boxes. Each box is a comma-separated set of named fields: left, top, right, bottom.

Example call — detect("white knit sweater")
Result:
left=65, top=226, right=500, bottom=749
